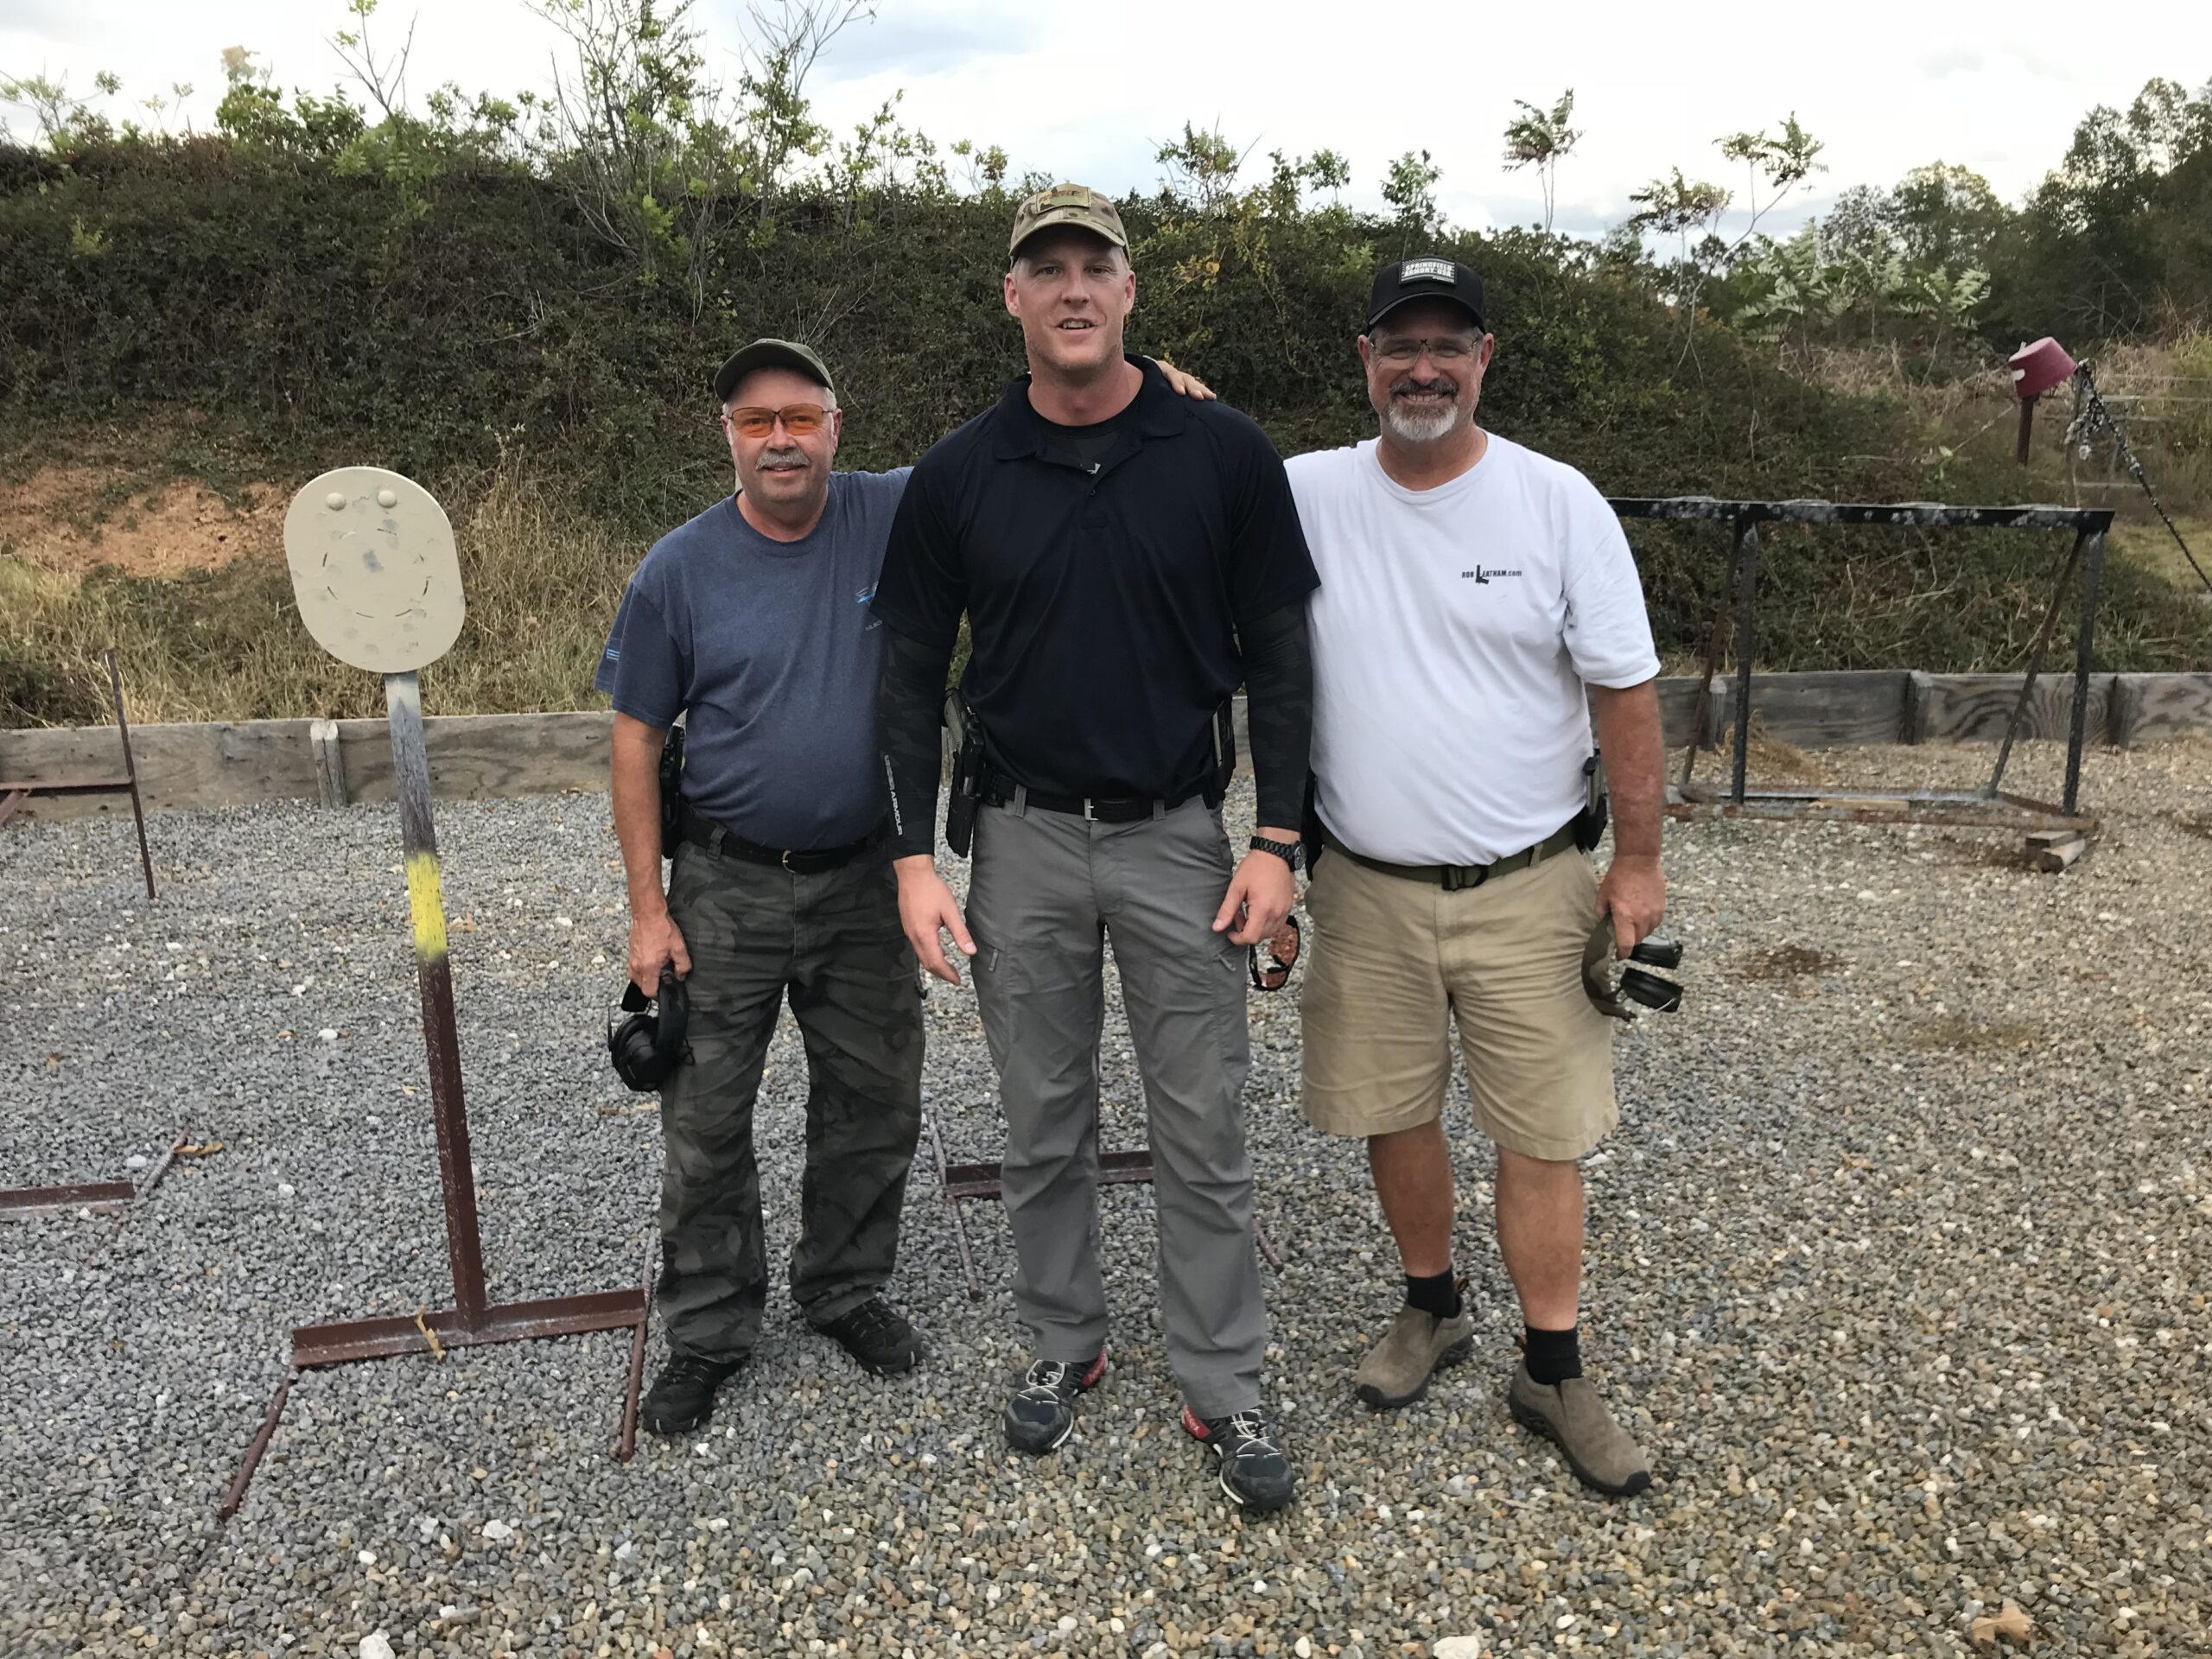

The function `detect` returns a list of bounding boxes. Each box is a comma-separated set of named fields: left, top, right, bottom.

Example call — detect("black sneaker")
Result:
left=1002, top=1350, right=1108, bottom=1454
left=640, top=1352, right=746, bottom=1436
left=1181, top=1405, right=1294, bottom=1512
left=816, top=1297, right=925, bottom=1376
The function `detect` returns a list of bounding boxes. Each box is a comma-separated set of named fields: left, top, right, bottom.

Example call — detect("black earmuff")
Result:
left=607, top=966, right=690, bottom=1091
left=1620, top=934, right=1685, bottom=1012
left=1584, top=923, right=1687, bottom=1020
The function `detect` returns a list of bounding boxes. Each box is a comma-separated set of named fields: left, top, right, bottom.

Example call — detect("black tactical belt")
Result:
left=1327, top=820, right=1580, bottom=892
left=976, top=771, right=1216, bottom=823
left=680, top=804, right=884, bottom=873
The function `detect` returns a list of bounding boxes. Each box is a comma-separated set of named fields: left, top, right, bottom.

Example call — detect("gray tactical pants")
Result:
left=658, top=841, right=924, bottom=1363
left=966, top=795, right=1265, bottom=1418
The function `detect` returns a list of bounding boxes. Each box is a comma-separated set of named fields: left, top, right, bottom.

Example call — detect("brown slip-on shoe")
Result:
left=1507, top=1361, right=1652, bottom=1497
left=1353, top=1300, right=1477, bottom=1410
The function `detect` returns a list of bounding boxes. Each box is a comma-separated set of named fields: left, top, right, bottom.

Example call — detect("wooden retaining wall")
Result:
left=5, top=671, right=2209, bottom=823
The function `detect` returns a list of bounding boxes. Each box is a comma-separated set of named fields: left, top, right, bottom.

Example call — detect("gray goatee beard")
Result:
left=1384, top=400, right=1465, bottom=442
left=1383, top=378, right=1466, bottom=443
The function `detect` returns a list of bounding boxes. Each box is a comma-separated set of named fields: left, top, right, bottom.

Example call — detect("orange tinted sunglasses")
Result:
left=723, top=404, right=830, bottom=438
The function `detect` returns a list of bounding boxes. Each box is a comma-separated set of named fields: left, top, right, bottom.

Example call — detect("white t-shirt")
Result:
left=1287, top=434, right=1660, bottom=866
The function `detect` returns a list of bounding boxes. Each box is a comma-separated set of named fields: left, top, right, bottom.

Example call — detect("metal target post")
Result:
left=223, top=468, right=651, bottom=1521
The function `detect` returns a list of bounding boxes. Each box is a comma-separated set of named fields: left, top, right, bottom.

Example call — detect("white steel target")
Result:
left=282, top=467, right=465, bottom=672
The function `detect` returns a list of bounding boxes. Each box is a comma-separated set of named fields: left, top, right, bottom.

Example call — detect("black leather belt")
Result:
left=1326, top=821, right=1580, bottom=891
left=976, top=771, right=1216, bottom=823
left=679, top=804, right=884, bottom=873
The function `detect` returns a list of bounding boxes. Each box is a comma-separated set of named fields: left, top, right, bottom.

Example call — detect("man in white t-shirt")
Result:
left=1287, top=257, right=1667, bottom=1497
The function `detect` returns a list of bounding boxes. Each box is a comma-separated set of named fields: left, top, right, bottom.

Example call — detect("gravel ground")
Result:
left=3, top=738, right=2208, bottom=1659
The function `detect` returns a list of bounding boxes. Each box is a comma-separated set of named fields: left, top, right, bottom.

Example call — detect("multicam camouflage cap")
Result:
left=1007, top=182, right=1128, bottom=258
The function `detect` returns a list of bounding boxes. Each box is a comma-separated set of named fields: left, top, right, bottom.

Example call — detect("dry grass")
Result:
left=1671, top=721, right=1832, bottom=796
left=1742, top=723, right=1826, bottom=783
left=1800, top=345, right=2013, bottom=425
left=2110, top=515, right=2212, bottom=598
left=1804, top=336, right=2212, bottom=524
left=2, top=461, right=641, bottom=726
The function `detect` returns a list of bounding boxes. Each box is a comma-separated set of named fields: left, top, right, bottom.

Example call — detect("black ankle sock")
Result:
left=1523, top=1324, right=1582, bottom=1384
left=1405, top=1270, right=1461, bottom=1319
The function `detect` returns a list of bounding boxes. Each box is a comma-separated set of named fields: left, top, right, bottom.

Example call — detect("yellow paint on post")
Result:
left=405, top=850, right=449, bottom=963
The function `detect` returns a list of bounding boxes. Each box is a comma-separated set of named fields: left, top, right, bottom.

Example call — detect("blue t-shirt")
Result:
left=595, top=469, right=911, bottom=849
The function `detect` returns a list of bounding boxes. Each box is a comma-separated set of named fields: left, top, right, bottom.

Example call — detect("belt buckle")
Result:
left=1082, top=798, right=1097, bottom=821
left=781, top=849, right=794, bottom=871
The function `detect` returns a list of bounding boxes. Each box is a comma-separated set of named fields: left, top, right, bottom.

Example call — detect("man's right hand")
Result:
left=895, top=855, right=976, bottom=985
left=628, top=909, right=691, bottom=993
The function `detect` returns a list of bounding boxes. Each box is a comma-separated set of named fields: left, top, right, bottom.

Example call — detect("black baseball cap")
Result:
left=713, top=337, right=835, bottom=404
left=1365, top=257, right=1486, bottom=334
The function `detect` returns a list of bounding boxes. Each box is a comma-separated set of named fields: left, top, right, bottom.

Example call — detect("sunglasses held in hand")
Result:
left=1249, top=912, right=1301, bottom=992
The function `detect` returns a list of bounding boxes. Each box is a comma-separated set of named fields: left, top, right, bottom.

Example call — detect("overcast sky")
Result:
left=6, top=0, right=2209, bottom=242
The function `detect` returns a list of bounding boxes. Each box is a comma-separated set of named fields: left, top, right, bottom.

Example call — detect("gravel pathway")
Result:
left=3, top=738, right=2208, bottom=1658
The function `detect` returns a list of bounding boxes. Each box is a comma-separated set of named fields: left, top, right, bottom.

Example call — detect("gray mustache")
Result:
left=1392, top=377, right=1459, bottom=400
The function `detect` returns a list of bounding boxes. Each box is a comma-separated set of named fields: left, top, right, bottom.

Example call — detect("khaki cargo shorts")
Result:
left=1300, top=842, right=1617, bottom=1160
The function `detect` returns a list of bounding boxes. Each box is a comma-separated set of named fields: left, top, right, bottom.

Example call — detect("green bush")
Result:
left=3, top=134, right=2209, bottom=725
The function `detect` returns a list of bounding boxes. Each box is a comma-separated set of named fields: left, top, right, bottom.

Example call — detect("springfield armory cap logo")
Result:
left=1401, top=257, right=1457, bottom=284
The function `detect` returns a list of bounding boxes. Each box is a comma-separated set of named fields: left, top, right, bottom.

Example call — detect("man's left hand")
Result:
left=1597, top=853, right=1667, bottom=957
left=1213, top=836, right=1296, bottom=947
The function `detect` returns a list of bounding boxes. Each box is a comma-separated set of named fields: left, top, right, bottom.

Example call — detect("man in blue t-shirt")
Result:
left=598, top=338, right=926, bottom=1433
left=600, top=336, right=1214, bottom=1435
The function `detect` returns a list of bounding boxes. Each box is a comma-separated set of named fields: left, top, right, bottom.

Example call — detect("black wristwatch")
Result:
left=1249, top=835, right=1301, bottom=870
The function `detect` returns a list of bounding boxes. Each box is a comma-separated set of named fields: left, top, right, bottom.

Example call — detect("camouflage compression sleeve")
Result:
left=1241, top=600, right=1312, bottom=832
left=878, top=625, right=952, bottom=860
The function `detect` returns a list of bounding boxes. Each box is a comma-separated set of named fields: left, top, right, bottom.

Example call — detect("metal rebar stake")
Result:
left=385, top=671, right=490, bottom=1326
left=2063, top=530, right=2107, bottom=817
left=1730, top=520, right=1761, bottom=805
left=104, top=649, right=156, bottom=901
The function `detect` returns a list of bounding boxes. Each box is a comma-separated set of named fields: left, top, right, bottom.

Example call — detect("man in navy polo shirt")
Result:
left=873, top=184, right=1318, bottom=1512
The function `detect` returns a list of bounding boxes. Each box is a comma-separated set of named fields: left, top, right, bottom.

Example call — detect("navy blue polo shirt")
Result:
left=870, top=357, right=1319, bottom=801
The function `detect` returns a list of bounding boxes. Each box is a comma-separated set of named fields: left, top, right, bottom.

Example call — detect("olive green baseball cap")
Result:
left=1008, top=181, right=1128, bottom=258
left=713, top=337, right=834, bottom=404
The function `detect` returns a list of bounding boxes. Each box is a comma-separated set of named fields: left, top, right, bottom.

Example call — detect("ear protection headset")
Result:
left=1583, top=921, right=1686, bottom=1020
left=607, top=966, right=690, bottom=1091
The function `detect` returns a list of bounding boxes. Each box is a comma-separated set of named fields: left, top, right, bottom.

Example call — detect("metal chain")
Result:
left=2066, top=365, right=2212, bottom=599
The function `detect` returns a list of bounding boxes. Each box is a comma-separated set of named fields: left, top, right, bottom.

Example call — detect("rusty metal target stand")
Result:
left=2, top=647, right=166, bottom=1226
left=1, top=1130, right=188, bottom=1229
left=0, top=1178, right=139, bottom=1222
left=221, top=470, right=650, bottom=1521
left=1622, top=499, right=2114, bottom=836
left=0, top=647, right=156, bottom=899
left=927, top=1087, right=1287, bottom=1302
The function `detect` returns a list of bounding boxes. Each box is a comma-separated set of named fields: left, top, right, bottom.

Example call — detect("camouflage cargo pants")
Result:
left=658, top=839, right=924, bottom=1362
